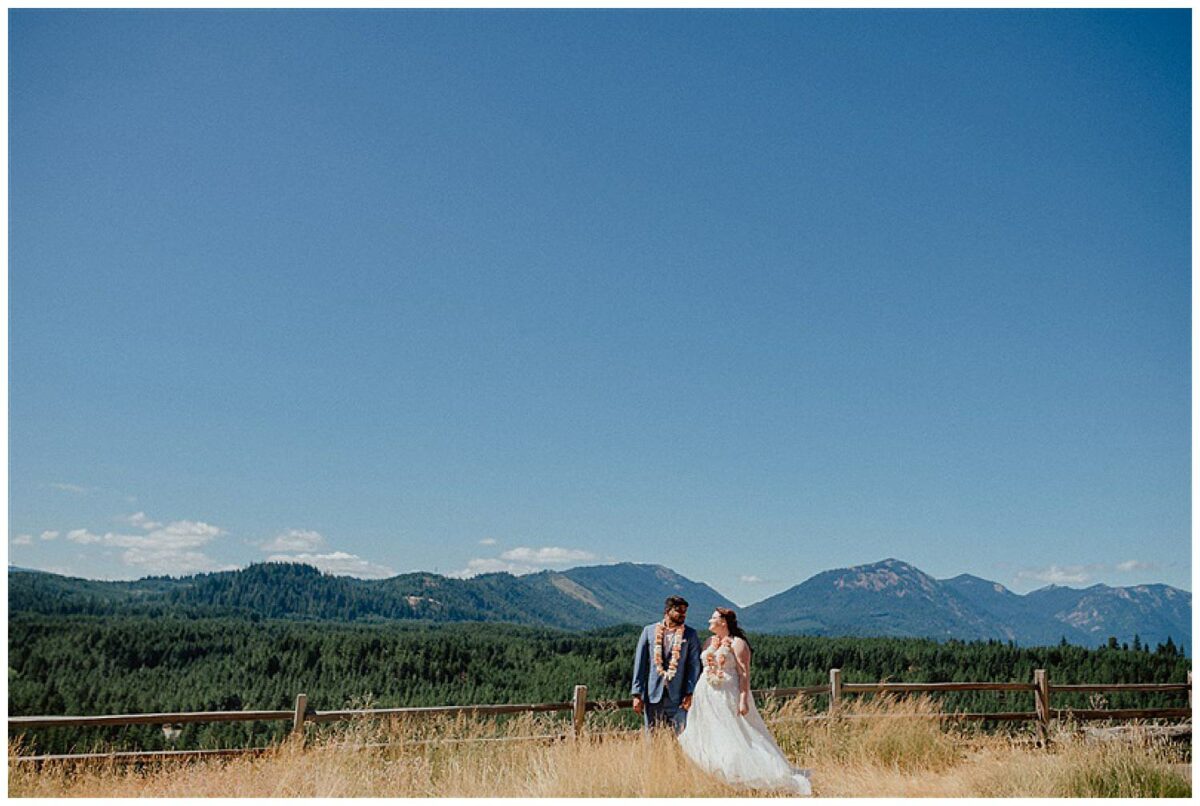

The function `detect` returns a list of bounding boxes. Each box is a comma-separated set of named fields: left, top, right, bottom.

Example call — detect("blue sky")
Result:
left=8, top=10, right=1190, bottom=605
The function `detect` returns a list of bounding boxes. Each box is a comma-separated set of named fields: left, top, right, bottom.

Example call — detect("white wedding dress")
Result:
left=678, top=642, right=812, bottom=795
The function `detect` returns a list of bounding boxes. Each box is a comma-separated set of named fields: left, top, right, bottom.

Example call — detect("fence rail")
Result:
left=840, top=681, right=1035, bottom=693
left=9, top=669, right=1190, bottom=764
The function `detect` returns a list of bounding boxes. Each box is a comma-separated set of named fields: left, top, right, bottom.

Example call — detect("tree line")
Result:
left=9, top=615, right=1188, bottom=755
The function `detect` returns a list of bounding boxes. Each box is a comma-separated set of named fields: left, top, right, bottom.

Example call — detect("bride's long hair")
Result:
left=716, top=607, right=750, bottom=647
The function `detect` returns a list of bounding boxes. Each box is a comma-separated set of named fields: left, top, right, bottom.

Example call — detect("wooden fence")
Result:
left=9, top=669, right=1191, bottom=764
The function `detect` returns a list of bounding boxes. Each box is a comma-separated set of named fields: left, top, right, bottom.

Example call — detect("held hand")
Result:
left=681, top=694, right=693, bottom=712
left=738, top=693, right=749, bottom=716
left=632, top=695, right=643, bottom=715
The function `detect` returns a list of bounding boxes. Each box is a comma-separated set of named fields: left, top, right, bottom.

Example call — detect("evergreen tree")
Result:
left=8, top=615, right=1190, bottom=755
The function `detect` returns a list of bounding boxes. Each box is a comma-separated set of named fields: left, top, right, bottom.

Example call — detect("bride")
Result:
left=678, top=608, right=812, bottom=796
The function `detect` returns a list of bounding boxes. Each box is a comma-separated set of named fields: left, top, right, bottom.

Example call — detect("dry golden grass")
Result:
left=9, top=697, right=1191, bottom=798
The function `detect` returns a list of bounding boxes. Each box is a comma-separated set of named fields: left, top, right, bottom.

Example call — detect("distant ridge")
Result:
left=6, top=561, right=735, bottom=632
left=7, top=557, right=1189, bottom=652
left=741, top=558, right=1190, bottom=652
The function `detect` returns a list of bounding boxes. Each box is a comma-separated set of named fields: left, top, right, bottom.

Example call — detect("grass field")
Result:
left=9, top=696, right=1191, bottom=797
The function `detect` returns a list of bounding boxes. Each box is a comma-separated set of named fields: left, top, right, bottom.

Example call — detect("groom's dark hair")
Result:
left=664, top=596, right=689, bottom=612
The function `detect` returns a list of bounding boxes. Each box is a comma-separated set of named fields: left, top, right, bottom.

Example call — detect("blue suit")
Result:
left=631, top=621, right=702, bottom=733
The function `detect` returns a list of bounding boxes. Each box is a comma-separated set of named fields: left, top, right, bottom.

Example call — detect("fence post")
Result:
left=572, top=685, right=588, bottom=739
left=1033, top=669, right=1050, bottom=745
left=293, top=693, right=308, bottom=739
left=829, top=668, right=842, bottom=715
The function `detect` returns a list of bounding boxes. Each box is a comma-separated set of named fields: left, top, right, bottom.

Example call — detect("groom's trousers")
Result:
left=643, top=697, right=687, bottom=735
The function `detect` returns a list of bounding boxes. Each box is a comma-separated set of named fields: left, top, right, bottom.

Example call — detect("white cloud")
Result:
left=100, top=520, right=222, bottom=550
left=67, top=529, right=104, bottom=545
left=1015, top=565, right=1095, bottom=586
left=125, top=512, right=163, bottom=530
left=12, top=534, right=32, bottom=545
left=499, top=546, right=597, bottom=565
left=452, top=545, right=598, bottom=578
left=739, top=575, right=764, bottom=584
left=478, top=538, right=497, bottom=546
left=50, top=483, right=92, bottom=494
left=262, top=529, right=324, bottom=553
left=122, top=548, right=237, bottom=576
left=452, top=558, right=532, bottom=577
left=63, top=519, right=227, bottom=576
left=40, top=531, right=60, bottom=542
left=267, top=551, right=395, bottom=579
left=1014, top=560, right=1164, bottom=588
left=258, top=530, right=394, bottom=580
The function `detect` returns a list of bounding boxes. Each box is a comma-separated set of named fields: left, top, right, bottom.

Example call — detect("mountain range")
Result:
left=8, top=558, right=1190, bottom=652
left=739, top=559, right=1190, bottom=652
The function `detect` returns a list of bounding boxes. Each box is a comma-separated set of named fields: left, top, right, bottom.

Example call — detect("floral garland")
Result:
left=654, top=621, right=685, bottom=681
left=704, top=636, right=733, bottom=685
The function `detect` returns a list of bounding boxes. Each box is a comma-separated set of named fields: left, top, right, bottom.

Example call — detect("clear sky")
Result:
left=8, top=9, right=1191, bottom=605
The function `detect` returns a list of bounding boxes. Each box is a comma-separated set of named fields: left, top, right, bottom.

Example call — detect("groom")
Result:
left=631, top=595, right=701, bottom=734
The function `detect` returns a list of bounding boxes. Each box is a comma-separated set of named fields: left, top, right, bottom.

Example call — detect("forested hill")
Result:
left=8, top=559, right=1189, bottom=652
left=7, top=562, right=734, bottom=630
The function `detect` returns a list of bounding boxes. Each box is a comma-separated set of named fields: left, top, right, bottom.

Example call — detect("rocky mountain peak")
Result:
left=832, top=558, right=936, bottom=595
left=944, top=574, right=1013, bottom=596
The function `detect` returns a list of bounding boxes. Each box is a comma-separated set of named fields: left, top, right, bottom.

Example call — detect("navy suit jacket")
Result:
left=631, top=622, right=702, bottom=704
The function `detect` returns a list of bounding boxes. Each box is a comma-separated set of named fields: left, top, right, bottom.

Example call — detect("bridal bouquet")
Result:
left=703, top=636, right=732, bottom=685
